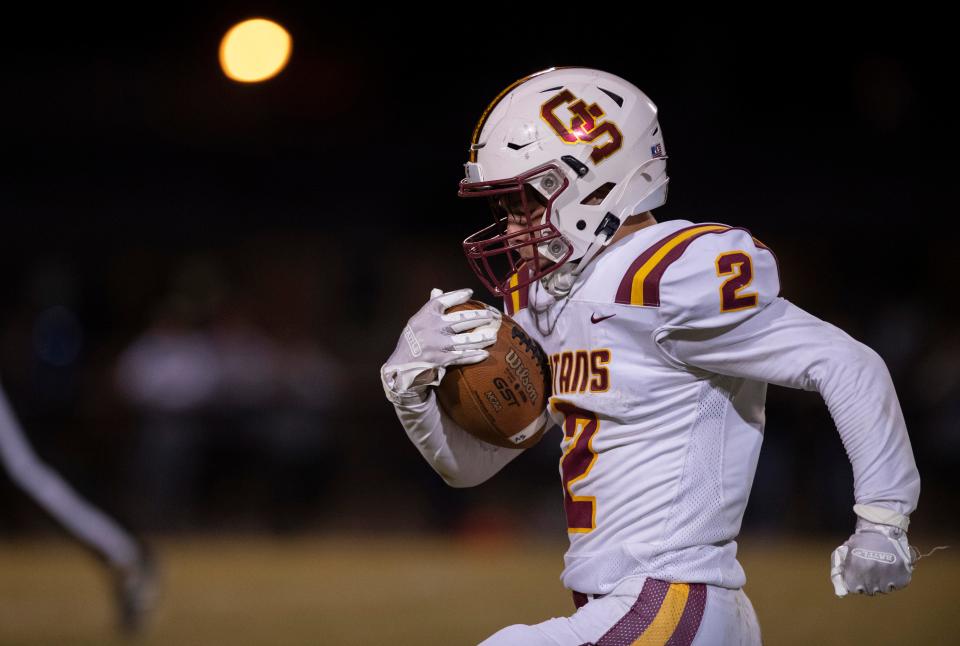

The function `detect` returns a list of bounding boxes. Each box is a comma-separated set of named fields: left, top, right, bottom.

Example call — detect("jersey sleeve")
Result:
left=646, top=226, right=919, bottom=519
left=657, top=297, right=921, bottom=518
left=391, top=388, right=525, bottom=488
left=653, top=226, right=781, bottom=340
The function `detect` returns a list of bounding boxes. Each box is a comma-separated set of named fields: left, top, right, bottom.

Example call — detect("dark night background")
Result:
left=0, top=11, right=956, bottom=546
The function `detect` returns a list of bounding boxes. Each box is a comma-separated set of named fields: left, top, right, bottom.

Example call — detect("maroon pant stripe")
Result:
left=595, top=578, right=671, bottom=646
left=665, top=583, right=707, bottom=646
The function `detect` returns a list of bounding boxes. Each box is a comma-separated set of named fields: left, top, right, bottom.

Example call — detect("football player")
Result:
left=381, top=68, right=922, bottom=645
left=0, top=384, right=157, bottom=635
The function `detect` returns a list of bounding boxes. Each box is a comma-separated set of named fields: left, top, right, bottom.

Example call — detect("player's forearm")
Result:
left=392, top=390, right=524, bottom=488
left=804, top=328, right=920, bottom=517
left=659, top=297, right=920, bottom=516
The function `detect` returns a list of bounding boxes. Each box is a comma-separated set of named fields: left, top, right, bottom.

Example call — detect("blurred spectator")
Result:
left=115, top=256, right=342, bottom=531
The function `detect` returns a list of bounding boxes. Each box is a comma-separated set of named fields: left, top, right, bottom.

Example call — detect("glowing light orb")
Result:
left=219, top=19, right=292, bottom=83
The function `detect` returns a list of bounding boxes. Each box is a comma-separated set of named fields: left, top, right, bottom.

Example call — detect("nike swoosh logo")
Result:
left=591, top=313, right=616, bottom=324
left=507, top=141, right=537, bottom=150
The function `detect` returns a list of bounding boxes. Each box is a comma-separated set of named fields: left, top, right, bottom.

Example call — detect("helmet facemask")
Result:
left=459, top=162, right=574, bottom=298
left=458, top=68, right=669, bottom=298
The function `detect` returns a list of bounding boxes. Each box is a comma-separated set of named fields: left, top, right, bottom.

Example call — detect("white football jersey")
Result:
left=506, top=219, right=782, bottom=594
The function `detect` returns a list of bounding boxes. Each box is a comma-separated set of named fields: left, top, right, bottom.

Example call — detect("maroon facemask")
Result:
left=458, top=162, right=573, bottom=298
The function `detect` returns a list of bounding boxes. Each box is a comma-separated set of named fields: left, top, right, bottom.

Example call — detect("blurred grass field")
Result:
left=0, top=533, right=956, bottom=645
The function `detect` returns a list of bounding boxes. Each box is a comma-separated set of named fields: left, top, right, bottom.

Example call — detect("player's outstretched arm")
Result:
left=381, top=288, right=525, bottom=487
left=657, top=297, right=921, bottom=523
left=658, top=296, right=922, bottom=595
left=650, top=229, right=921, bottom=596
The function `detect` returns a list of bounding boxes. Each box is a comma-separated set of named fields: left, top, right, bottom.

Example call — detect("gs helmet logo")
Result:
left=540, top=90, right=624, bottom=164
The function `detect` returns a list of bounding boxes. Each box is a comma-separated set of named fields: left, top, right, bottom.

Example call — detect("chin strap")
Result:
left=539, top=265, right=576, bottom=299
left=541, top=213, right=621, bottom=299
left=540, top=238, right=603, bottom=298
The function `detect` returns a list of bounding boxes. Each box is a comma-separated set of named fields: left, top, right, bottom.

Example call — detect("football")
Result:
left=436, top=300, right=552, bottom=449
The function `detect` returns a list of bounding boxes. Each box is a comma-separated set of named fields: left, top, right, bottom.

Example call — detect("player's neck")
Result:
left=609, top=212, right=657, bottom=246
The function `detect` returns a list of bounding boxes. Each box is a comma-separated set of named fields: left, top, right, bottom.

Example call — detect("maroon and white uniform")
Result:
left=387, top=219, right=920, bottom=645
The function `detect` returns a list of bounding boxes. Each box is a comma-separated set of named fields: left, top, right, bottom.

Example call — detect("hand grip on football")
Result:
left=381, top=288, right=500, bottom=404
left=436, top=300, right=552, bottom=449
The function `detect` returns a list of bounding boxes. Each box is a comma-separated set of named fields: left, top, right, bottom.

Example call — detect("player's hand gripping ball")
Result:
left=437, top=301, right=552, bottom=449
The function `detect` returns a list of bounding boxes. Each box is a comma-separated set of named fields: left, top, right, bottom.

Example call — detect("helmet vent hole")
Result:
left=580, top=182, right=617, bottom=206
left=652, top=127, right=659, bottom=135
left=597, top=87, right=624, bottom=107
left=576, top=220, right=587, bottom=230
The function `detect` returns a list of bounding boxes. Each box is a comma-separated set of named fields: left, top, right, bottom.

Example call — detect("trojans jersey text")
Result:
left=505, top=219, right=781, bottom=594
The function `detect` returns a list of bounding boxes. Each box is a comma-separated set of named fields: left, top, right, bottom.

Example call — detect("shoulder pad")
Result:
left=614, top=223, right=780, bottom=329
left=657, top=225, right=780, bottom=331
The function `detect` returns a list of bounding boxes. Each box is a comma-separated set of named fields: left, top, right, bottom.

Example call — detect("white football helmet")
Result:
left=459, top=67, right=668, bottom=298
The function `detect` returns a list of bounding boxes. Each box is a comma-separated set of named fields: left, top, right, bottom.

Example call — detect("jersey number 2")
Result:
left=554, top=401, right=600, bottom=533
left=716, top=251, right=758, bottom=312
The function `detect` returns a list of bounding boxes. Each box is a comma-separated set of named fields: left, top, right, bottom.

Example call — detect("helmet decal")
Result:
left=459, top=68, right=669, bottom=298
left=540, top=90, right=624, bottom=163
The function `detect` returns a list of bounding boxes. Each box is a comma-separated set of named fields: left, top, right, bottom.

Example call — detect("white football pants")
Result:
left=479, top=575, right=762, bottom=645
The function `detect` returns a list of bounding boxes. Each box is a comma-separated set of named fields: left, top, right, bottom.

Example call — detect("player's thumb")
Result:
left=830, top=546, right=849, bottom=597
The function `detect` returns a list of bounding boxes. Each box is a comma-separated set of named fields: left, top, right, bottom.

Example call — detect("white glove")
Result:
left=830, top=504, right=919, bottom=597
left=381, top=288, right=500, bottom=406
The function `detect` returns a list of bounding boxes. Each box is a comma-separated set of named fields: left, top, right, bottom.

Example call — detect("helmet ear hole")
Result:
left=580, top=182, right=617, bottom=206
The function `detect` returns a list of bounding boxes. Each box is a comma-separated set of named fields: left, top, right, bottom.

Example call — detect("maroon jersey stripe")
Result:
left=640, top=231, right=720, bottom=307
left=503, top=264, right=533, bottom=314
left=615, top=225, right=730, bottom=306
left=615, top=224, right=781, bottom=306
left=517, top=273, right=530, bottom=311
left=613, top=227, right=701, bottom=304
